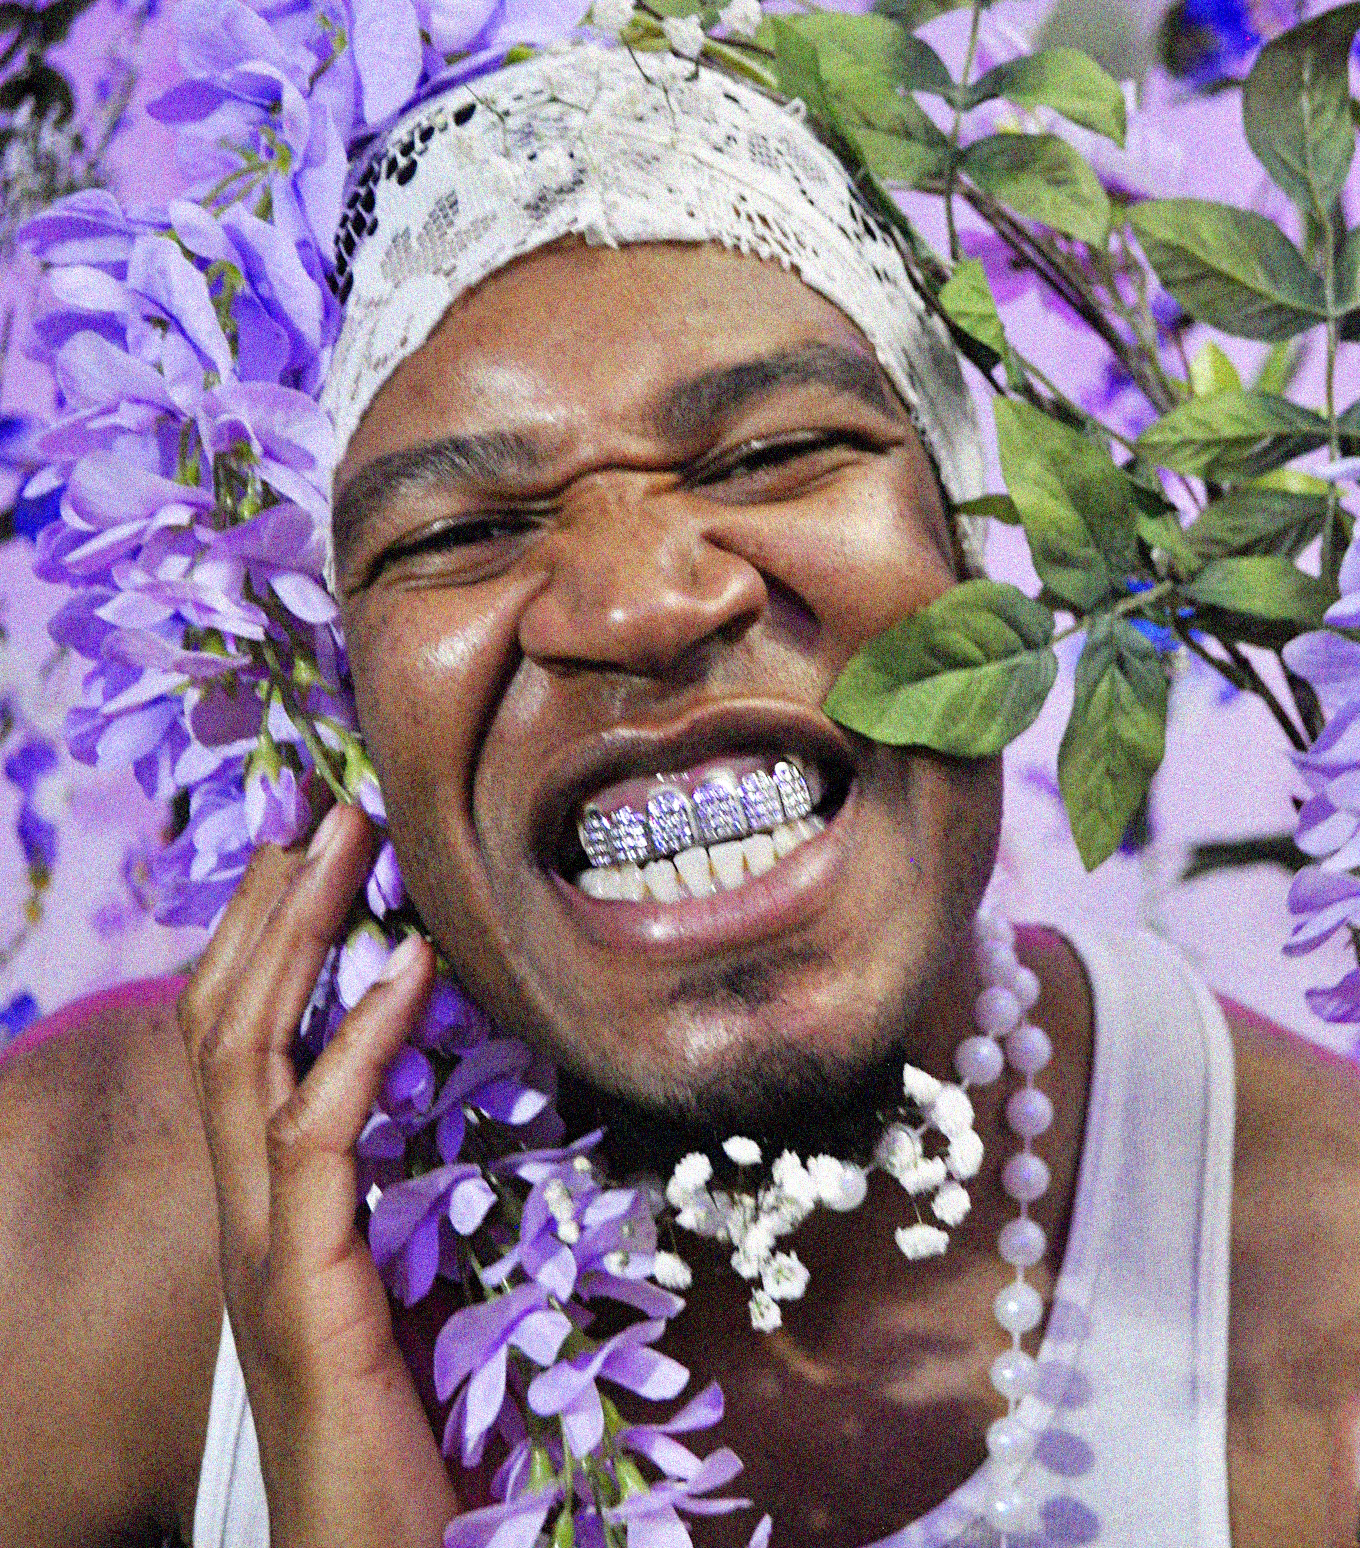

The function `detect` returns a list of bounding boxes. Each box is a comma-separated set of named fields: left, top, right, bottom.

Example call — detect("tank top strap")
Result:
left=194, top=1310, right=270, bottom=1548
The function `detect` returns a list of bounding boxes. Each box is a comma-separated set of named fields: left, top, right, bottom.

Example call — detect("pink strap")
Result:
left=1, top=976, right=188, bottom=1065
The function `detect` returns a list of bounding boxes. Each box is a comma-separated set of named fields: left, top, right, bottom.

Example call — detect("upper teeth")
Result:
left=577, top=759, right=817, bottom=868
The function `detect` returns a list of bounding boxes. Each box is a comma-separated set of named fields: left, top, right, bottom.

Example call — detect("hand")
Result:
left=179, top=803, right=459, bottom=1548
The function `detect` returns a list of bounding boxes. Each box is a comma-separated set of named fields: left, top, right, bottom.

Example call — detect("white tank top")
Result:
left=193, top=928, right=1235, bottom=1548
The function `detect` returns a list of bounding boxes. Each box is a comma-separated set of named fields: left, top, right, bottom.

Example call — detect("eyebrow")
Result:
left=331, top=342, right=904, bottom=577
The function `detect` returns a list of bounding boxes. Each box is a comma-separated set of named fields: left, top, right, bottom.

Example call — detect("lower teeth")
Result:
left=575, top=817, right=825, bottom=901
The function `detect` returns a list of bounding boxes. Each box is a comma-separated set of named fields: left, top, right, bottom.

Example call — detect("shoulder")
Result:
left=0, top=981, right=222, bottom=1546
left=1217, top=997, right=1360, bottom=1544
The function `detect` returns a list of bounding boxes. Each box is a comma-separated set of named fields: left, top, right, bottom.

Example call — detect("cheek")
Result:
left=344, top=591, right=512, bottom=840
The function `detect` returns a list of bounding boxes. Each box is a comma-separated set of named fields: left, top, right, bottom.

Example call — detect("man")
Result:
left=2, top=43, right=1359, bottom=1548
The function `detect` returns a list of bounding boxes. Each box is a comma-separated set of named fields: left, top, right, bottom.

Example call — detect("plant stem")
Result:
left=1173, top=625, right=1310, bottom=752
left=943, top=0, right=984, bottom=263
left=1321, top=206, right=1342, bottom=582
left=259, top=637, right=349, bottom=800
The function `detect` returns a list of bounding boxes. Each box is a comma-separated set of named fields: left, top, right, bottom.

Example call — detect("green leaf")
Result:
left=1184, top=485, right=1331, bottom=560
left=1133, top=498, right=1204, bottom=581
left=874, top=0, right=970, bottom=27
left=993, top=399, right=1135, bottom=610
left=894, top=31, right=959, bottom=102
left=957, top=493, right=1022, bottom=524
left=769, top=17, right=837, bottom=126
left=853, top=130, right=949, bottom=187
left=938, top=258, right=1009, bottom=356
left=1130, top=199, right=1327, bottom=340
left=1242, top=4, right=1360, bottom=220
left=1183, top=554, right=1336, bottom=641
left=1338, top=225, right=1360, bottom=313
left=1136, top=389, right=1329, bottom=477
left=824, top=579, right=1058, bottom=755
left=1188, top=340, right=1242, bottom=396
left=968, top=48, right=1127, bottom=146
left=1251, top=340, right=1304, bottom=395
left=964, top=132, right=1111, bottom=245
left=1058, top=616, right=1168, bottom=870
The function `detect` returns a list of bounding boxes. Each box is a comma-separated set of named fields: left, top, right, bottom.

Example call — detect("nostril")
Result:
left=764, top=576, right=820, bottom=653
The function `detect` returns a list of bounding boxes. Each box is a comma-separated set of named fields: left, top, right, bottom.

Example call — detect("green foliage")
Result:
left=1183, top=555, right=1336, bottom=645
left=964, top=132, right=1110, bottom=244
left=993, top=399, right=1135, bottom=609
left=968, top=48, right=1126, bottom=145
left=1135, top=390, right=1329, bottom=478
left=1130, top=200, right=1327, bottom=339
left=1058, top=616, right=1168, bottom=869
left=938, top=257, right=1015, bottom=375
left=1241, top=3, right=1360, bottom=222
left=1184, top=485, right=1331, bottom=561
left=823, top=580, right=1058, bottom=755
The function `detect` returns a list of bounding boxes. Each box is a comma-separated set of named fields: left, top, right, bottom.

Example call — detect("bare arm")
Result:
left=0, top=991, right=222, bottom=1547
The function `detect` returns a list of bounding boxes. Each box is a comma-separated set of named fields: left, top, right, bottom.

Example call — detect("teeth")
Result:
left=772, top=760, right=814, bottom=822
left=692, top=773, right=749, bottom=846
left=609, top=805, right=652, bottom=866
left=642, top=858, right=682, bottom=902
left=710, top=840, right=747, bottom=891
left=674, top=846, right=715, bottom=897
left=739, top=770, right=784, bottom=832
left=574, top=814, right=828, bottom=903
left=578, top=806, right=615, bottom=868
left=742, top=833, right=776, bottom=876
left=647, top=788, right=696, bottom=856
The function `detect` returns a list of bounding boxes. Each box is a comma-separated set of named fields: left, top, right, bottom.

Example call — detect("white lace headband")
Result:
left=320, top=45, right=986, bottom=587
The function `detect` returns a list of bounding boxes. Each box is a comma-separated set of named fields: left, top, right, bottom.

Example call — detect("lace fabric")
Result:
left=320, top=46, right=986, bottom=587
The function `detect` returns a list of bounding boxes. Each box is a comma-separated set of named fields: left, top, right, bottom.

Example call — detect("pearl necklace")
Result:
left=966, top=911, right=1055, bottom=1539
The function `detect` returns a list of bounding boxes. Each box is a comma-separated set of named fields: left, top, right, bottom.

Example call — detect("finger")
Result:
left=197, top=804, right=376, bottom=1258
left=267, top=933, right=434, bottom=1275
left=178, top=844, right=307, bottom=1098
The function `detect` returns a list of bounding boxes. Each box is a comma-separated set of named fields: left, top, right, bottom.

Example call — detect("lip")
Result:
left=548, top=778, right=856, bottom=956
left=529, top=699, right=858, bottom=875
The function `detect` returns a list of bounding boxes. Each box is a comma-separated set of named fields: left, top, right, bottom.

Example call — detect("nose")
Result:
left=517, top=472, right=768, bottom=677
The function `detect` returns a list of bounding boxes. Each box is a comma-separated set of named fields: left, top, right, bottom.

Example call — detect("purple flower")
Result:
left=618, top=1382, right=725, bottom=1482
left=604, top=1445, right=749, bottom=1543
left=369, top=1162, right=497, bottom=1304
left=366, top=839, right=405, bottom=915
left=527, top=1319, right=689, bottom=1458
left=434, top=1280, right=574, bottom=1464
left=244, top=761, right=310, bottom=845
left=1285, top=866, right=1360, bottom=956
left=442, top=1488, right=561, bottom=1548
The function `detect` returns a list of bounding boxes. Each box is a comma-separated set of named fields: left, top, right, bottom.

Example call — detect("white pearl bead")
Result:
left=955, top=1035, right=1004, bottom=1086
left=1006, top=1086, right=1054, bottom=1139
left=985, top=1484, right=1033, bottom=1532
left=974, top=985, right=1021, bottom=1038
left=1006, top=1022, right=1052, bottom=1076
left=974, top=913, right=1015, bottom=950
left=989, top=1347, right=1038, bottom=1402
left=978, top=940, right=1019, bottom=985
left=1011, top=964, right=1041, bottom=1010
left=1002, top=1151, right=1051, bottom=1204
left=986, top=1415, right=1033, bottom=1466
left=998, top=1216, right=1047, bottom=1268
left=994, top=1279, right=1044, bottom=1334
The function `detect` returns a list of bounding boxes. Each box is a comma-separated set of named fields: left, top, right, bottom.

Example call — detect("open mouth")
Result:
left=550, top=749, right=851, bottom=903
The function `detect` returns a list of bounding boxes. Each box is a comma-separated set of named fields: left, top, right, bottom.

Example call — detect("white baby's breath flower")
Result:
left=770, top=1149, right=817, bottom=1209
left=895, top=1223, right=949, bottom=1260
left=875, top=1124, right=922, bottom=1179
left=736, top=1214, right=777, bottom=1261
left=667, top=1151, right=713, bottom=1207
left=902, top=1064, right=943, bottom=1107
left=931, top=1181, right=971, bottom=1226
left=749, top=1288, right=783, bottom=1332
left=761, top=1250, right=810, bottom=1302
left=652, top=1250, right=694, bottom=1290
left=719, top=0, right=763, bottom=37
left=895, top=1155, right=948, bottom=1196
left=947, top=1130, right=985, bottom=1180
left=723, top=1135, right=762, bottom=1167
left=930, top=1084, right=975, bottom=1139
left=592, top=0, right=636, bottom=32
left=807, top=1155, right=868, bottom=1212
left=676, top=1199, right=726, bottom=1238
left=663, top=13, right=706, bottom=59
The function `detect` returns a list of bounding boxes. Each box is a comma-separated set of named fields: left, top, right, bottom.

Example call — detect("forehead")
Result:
left=336, top=241, right=899, bottom=479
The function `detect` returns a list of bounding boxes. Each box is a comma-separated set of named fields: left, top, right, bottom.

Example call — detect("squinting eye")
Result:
left=362, top=511, right=544, bottom=588
left=692, top=431, right=884, bottom=496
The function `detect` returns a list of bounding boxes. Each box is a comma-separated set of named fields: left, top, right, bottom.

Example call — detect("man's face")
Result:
left=333, top=241, right=1001, bottom=1129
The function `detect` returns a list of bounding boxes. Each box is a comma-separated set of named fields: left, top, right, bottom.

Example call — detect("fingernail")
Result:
left=380, top=933, right=423, bottom=984
left=306, top=803, right=346, bottom=862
